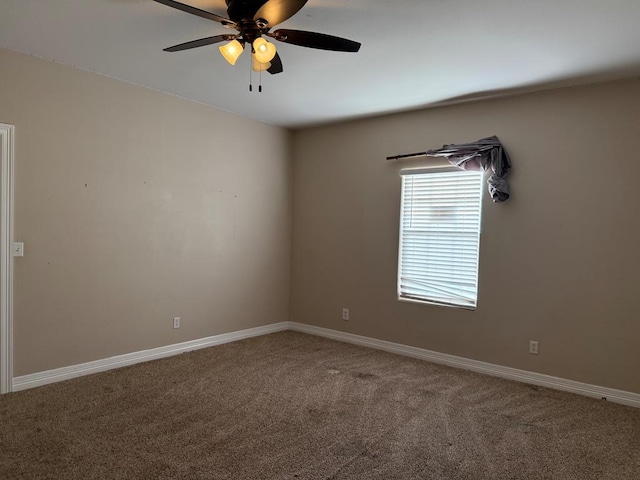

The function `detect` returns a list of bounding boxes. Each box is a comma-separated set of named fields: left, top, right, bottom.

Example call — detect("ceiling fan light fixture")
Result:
left=252, top=55, right=272, bottom=72
left=219, top=39, right=244, bottom=65
left=253, top=37, right=277, bottom=63
left=152, top=0, right=363, bottom=80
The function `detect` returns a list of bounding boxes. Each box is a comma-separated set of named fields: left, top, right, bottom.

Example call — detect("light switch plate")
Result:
left=12, top=242, right=24, bottom=257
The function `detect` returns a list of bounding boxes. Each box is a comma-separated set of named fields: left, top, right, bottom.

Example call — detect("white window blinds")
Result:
left=398, top=167, right=483, bottom=309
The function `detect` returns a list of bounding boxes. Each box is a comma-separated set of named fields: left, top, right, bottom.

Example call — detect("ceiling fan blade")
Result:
left=267, top=52, right=283, bottom=74
left=163, top=35, right=232, bottom=52
left=272, top=29, right=361, bottom=52
left=254, top=0, right=308, bottom=27
left=152, top=0, right=233, bottom=25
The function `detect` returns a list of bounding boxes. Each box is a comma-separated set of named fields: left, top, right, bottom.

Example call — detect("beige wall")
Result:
left=290, top=79, right=640, bottom=394
left=0, top=48, right=292, bottom=376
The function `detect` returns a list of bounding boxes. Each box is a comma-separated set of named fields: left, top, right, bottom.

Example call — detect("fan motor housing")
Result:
left=226, top=0, right=268, bottom=22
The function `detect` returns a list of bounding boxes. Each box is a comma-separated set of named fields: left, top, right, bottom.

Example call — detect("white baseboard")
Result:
left=11, top=320, right=640, bottom=409
left=289, top=322, right=640, bottom=408
left=12, top=322, right=289, bottom=392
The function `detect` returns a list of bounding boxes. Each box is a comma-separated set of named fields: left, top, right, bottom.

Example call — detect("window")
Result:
left=397, top=167, right=483, bottom=309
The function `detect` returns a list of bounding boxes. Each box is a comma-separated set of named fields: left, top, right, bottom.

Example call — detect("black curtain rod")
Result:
left=386, top=152, right=432, bottom=161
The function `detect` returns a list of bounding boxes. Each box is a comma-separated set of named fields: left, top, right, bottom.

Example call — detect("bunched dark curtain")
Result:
left=426, top=136, right=511, bottom=202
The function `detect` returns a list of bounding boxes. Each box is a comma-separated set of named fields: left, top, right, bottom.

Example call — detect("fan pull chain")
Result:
left=247, top=49, right=264, bottom=93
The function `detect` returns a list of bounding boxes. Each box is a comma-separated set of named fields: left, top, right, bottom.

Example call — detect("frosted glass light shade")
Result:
left=219, top=40, right=244, bottom=65
left=253, top=37, right=276, bottom=63
left=252, top=55, right=271, bottom=71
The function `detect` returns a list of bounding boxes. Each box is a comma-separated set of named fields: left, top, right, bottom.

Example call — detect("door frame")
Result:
left=0, top=124, right=15, bottom=394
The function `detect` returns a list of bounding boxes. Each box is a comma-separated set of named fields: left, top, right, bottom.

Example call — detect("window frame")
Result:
left=396, top=166, right=484, bottom=310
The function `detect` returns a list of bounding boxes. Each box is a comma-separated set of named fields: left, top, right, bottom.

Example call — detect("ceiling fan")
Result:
left=152, top=0, right=361, bottom=75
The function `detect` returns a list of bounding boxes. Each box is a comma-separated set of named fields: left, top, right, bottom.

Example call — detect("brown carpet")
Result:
left=1, top=331, right=639, bottom=479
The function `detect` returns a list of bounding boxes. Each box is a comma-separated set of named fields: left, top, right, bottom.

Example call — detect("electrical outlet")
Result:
left=342, top=308, right=350, bottom=321
left=173, top=316, right=181, bottom=329
left=529, top=340, right=539, bottom=355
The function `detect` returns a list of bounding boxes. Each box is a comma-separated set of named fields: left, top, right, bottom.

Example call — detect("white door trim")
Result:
left=0, top=123, right=15, bottom=394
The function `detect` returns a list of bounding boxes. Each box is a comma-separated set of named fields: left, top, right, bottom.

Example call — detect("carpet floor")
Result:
left=1, top=331, right=639, bottom=479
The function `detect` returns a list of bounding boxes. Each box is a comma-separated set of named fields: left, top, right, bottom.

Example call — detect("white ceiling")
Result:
left=2, top=0, right=640, bottom=128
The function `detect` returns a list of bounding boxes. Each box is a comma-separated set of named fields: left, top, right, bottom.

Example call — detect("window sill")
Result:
left=397, top=296, right=477, bottom=311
